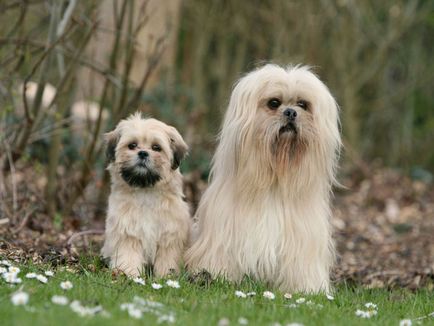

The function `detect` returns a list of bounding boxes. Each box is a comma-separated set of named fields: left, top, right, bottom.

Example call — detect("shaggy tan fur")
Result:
left=101, top=113, right=191, bottom=277
left=186, top=64, right=341, bottom=293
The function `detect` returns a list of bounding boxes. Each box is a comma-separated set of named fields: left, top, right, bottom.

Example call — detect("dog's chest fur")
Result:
left=106, top=188, right=175, bottom=263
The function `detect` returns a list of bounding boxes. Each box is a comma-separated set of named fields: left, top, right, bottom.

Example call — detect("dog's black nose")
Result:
left=138, top=151, right=149, bottom=159
left=283, top=108, right=297, bottom=120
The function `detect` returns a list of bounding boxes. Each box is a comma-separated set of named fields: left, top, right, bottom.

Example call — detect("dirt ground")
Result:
left=1, top=165, right=433, bottom=290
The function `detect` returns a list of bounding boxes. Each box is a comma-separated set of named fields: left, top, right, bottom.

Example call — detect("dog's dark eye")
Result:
left=267, top=98, right=281, bottom=110
left=152, top=144, right=161, bottom=152
left=128, top=143, right=137, bottom=150
left=297, top=100, right=308, bottom=110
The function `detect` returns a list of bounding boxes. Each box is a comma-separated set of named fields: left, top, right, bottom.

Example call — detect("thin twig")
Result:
left=11, top=208, right=37, bottom=234
left=66, top=229, right=104, bottom=247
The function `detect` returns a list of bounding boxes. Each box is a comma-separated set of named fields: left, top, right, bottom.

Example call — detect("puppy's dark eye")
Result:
left=297, top=100, right=308, bottom=110
left=128, top=143, right=137, bottom=150
left=152, top=144, right=161, bottom=152
left=267, top=98, right=281, bottom=110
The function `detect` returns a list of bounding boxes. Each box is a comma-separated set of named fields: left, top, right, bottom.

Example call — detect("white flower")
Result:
left=151, top=282, right=163, bottom=290
left=246, top=292, right=256, bottom=296
left=8, top=266, right=20, bottom=274
left=166, top=280, right=180, bottom=288
left=326, top=294, right=334, bottom=300
left=132, top=277, right=145, bottom=285
left=284, top=293, right=292, bottom=299
left=0, top=266, right=7, bottom=274
left=157, top=314, right=176, bottom=323
left=11, top=291, right=29, bottom=305
left=218, top=318, right=230, bottom=326
left=0, top=260, right=11, bottom=266
left=36, top=274, right=48, bottom=283
left=235, top=290, right=247, bottom=298
left=238, top=317, right=248, bottom=325
left=45, top=271, right=54, bottom=277
left=355, top=309, right=377, bottom=318
left=399, top=319, right=412, bottom=326
left=365, top=302, right=378, bottom=310
left=120, top=303, right=134, bottom=311
left=287, top=303, right=298, bottom=308
left=263, top=291, right=275, bottom=300
left=128, top=307, right=142, bottom=319
left=25, top=273, right=37, bottom=279
left=70, top=300, right=104, bottom=317
left=52, top=295, right=69, bottom=305
left=287, top=323, right=304, bottom=326
left=3, top=272, right=22, bottom=283
left=306, top=300, right=314, bottom=306
left=60, top=281, right=73, bottom=290
left=296, top=298, right=306, bottom=304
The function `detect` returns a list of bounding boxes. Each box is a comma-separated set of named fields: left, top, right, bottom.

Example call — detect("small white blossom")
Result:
left=25, top=273, right=37, bottom=279
left=296, top=298, right=306, bottom=304
left=355, top=309, right=377, bottom=318
left=3, top=272, right=22, bottom=283
left=284, top=293, right=292, bottom=299
left=36, top=274, right=48, bottom=283
left=151, top=282, right=163, bottom=290
left=11, top=291, right=29, bottom=305
left=52, top=295, right=69, bottom=305
left=8, top=266, right=20, bottom=274
left=166, top=280, right=180, bottom=288
left=263, top=291, right=275, bottom=300
left=399, top=319, right=412, bottom=326
left=235, top=290, right=247, bottom=298
left=132, top=277, right=145, bottom=285
left=218, top=318, right=230, bottom=326
left=0, top=266, right=7, bottom=273
left=306, top=300, right=314, bottom=305
left=45, top=271, right=54, bottom=277
left=157, top=314, right=176, bottom=323
left=246, top=291, right=256, bottom=296
left=365, top=302, right=378, bottom=310
left=287, top=323, right=304, bottom=326
left=287, top=303, right=298, bottom=308
left=120, top=303, right=135, bottom=311
left=70, top=300, right=105, bottom=317
left=326, top=294, right=334, bottom=301
left=60, top=281, right=73, bottom=290
left=0, top=260, right=11, bottom=266
left=238, top=317, right=248, bottom=325
left=128, top=307, right=142, bottom=319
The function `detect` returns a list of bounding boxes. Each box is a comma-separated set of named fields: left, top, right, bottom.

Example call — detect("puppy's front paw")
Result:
left=153, top=261, right=179, bottom=278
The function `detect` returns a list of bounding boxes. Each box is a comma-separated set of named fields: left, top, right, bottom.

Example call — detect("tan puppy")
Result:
left=186, top=64, right=341, bottom=293
left=101, top=113, right=190, bottom=277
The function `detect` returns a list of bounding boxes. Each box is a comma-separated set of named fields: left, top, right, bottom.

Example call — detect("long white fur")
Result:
left=101, top=114, right=191, bottom=277
left=185, top=64, right=341, bottom=293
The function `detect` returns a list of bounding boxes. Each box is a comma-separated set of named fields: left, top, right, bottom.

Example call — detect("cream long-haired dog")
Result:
left=101, top=113, right=190, bottom=277
left=185, top=64, right=341, bottom=292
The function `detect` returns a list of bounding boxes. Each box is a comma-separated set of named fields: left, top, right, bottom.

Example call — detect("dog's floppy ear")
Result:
left=167, top=126, right=188, bottom=170
left=104, top=130, right=120, bottom=162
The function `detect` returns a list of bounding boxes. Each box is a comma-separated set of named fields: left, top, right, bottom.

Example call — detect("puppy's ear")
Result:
left=167, top=127, right=188, bottom=170
left=104, top=130, right=120, bottom=162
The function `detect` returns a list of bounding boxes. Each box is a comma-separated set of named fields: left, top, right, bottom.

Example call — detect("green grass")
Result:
left=0, top=257, right=432, bottom=326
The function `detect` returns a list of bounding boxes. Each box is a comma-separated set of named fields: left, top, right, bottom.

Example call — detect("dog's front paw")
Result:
left=154, top=263, right=179, bottom=278
left=188, top=270, right=213, bottom=287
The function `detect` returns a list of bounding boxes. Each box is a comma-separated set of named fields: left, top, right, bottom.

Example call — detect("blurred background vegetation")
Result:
left=1, top=0, right=433, bottom=225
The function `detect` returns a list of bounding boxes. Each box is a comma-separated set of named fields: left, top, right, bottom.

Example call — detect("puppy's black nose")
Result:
left=284, top=108, right=297, bottom=120
left=138, top=150, right=149, bottom=159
